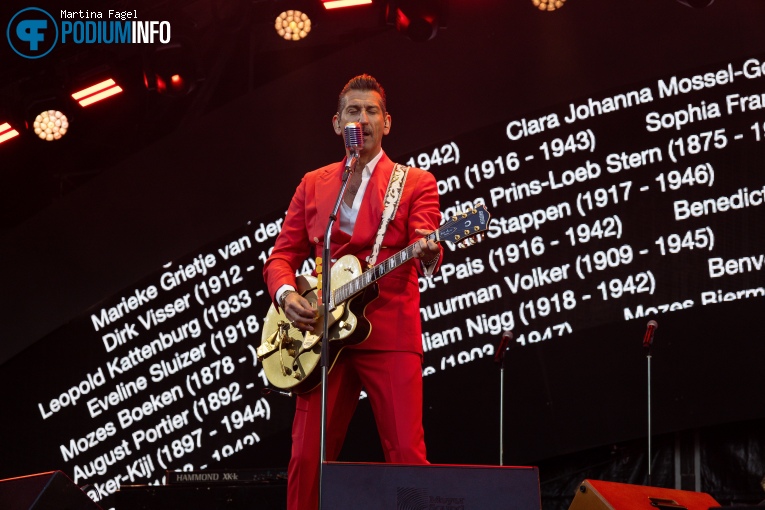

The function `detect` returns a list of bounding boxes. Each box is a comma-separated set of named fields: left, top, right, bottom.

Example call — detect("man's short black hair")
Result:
left=337, top=74, right=387, bottom=114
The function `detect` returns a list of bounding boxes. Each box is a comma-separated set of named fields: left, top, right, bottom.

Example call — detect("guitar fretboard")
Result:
left=332, top=239, right=432, bottom=306
left=328, top=205, right=488, bottom=308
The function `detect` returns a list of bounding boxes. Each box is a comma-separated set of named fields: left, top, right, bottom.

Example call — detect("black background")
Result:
left=2, top=1, right=765, bottom=509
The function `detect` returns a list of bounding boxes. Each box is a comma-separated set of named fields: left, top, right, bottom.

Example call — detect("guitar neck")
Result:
left=332, top=232, right=438, bottom=306
left=328, top=205, right=490, bottom=307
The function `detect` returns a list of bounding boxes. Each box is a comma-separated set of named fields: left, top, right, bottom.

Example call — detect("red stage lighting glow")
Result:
left=323, top=0, right=373, bottom=10
left=71, top=79, right=123, bottom=107
left=169, top=74, right=187, bottom=92
left=0, top=122, right=20, bottom=144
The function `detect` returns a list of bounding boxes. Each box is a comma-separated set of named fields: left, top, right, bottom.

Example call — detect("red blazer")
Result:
left=263, top=152, right=442, bottom=354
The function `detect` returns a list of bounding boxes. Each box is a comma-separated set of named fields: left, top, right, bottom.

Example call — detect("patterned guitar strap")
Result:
left=366, top=163, right=410, bottom=267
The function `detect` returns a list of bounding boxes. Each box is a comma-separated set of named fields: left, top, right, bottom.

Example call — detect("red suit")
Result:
left=263, top=153, right=442, bottom=510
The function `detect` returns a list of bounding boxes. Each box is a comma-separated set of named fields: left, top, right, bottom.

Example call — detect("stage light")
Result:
left=71, top=78, right=123, bottom=107
left=532, top=0, right=567, bottom=11
left=386, top=0, right=445, bottom=42
left=32, top=110, right=69, bottom=142
left=143, top=43, right=198, bottom=96
left=274, top=10, right=312, bottom=41
left=675, top=0, right=715, bottom=7
left=322, top=0, right=373, bottom=9
left=0, top=123, right=20, bottom=144
left=21, top=90, right=73, bottom=142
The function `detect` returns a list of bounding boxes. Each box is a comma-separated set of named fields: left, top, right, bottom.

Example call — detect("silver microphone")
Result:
left=343, top=122, right=363, bottom=153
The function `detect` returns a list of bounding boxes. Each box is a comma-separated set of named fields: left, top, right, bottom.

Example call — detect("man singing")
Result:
left=263, top=74, right=442, bottom=509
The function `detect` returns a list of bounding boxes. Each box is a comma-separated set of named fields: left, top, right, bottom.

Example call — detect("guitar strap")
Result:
left=366, top=163, right=409, bottom=267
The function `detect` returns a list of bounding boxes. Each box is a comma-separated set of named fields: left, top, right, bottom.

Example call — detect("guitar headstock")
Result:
left=437, top=204, right=492, bottom=247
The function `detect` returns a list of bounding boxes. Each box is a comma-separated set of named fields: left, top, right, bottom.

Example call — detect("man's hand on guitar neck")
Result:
left=282, top=291, right=317, bottom=331
left=413, top=228, right=440, bottom=267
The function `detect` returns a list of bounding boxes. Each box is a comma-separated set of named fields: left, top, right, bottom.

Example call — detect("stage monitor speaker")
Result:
left=568, top=479, right=720, bottom=510
left=0, top=471, right=102, bottom=510
left=321, top=462, right=541, bottom=509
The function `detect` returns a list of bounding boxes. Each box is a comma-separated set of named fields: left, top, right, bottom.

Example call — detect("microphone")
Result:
left=494, top=330, right=513, bottom=363
left=343, top=122, right=363, bottom=154
left=643, top=320, right=658, bottom=351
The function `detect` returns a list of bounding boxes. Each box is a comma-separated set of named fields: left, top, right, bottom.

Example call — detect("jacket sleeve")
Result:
left=262, top=175, right=312, bottom=305
left=406, top=168, right=444, bottom=276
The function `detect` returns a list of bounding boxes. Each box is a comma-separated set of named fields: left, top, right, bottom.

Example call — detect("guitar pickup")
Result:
left=302, top=332, right=321, bottom=350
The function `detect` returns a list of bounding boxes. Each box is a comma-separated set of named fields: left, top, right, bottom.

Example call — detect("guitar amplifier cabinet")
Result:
left=568, top=479, right=720, bottom=510
left=114, top=483, right=286, bottom=510
left=321, top=462, right=541, bottom=509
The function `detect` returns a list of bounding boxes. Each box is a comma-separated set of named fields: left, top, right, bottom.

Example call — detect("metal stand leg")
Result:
left=499, top=364, right=505, bottom=466
left=647, top=353, right=652, bottom=486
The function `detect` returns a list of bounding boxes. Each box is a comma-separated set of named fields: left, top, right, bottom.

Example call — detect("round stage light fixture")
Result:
left=33, top=110, right=69, bottom=141
left=275, top=10, right=311, bottom=41
left=532, top=0, right=567, bottom=11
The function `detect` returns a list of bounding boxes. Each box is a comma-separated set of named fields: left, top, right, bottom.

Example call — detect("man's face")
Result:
left=333, top=89, right=391, bottom=157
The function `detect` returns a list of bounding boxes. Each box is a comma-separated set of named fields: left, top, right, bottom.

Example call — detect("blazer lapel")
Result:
left=315, top=161, right=341, bottom=219
left=315, top=160, right=361, bottom=258
left=348, top=153, right=394, bottom=251
left=315, top=160, right=346, bottom=240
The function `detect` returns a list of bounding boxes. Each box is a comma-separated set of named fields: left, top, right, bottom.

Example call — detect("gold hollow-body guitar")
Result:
left=257, top=205, right=492, bottom=394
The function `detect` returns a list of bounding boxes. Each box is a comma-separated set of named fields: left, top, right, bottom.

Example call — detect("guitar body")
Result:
left=258, top=204, right=492, bottom=393
left=259, top=254, right=379, bottom=394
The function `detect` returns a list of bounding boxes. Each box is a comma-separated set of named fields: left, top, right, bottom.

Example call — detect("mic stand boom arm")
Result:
left=318, top=151, right=358, bottom=510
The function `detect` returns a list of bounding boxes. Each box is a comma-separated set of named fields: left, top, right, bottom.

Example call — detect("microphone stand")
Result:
left=498, top=351, right=507, bottom=466
left=646, top=340, right=653, bottom=487
left=495, top=332, right=511, bottom=466
left=318, top=151, right=358, bottom=510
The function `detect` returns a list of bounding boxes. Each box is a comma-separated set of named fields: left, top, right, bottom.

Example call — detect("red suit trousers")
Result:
left=287, top=349, right=428, bottom=510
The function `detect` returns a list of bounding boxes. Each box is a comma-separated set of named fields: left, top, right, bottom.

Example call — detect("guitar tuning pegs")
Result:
left=455, top=238, right=471, bottom=249
left=455, top=234, right=485, bottom=249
